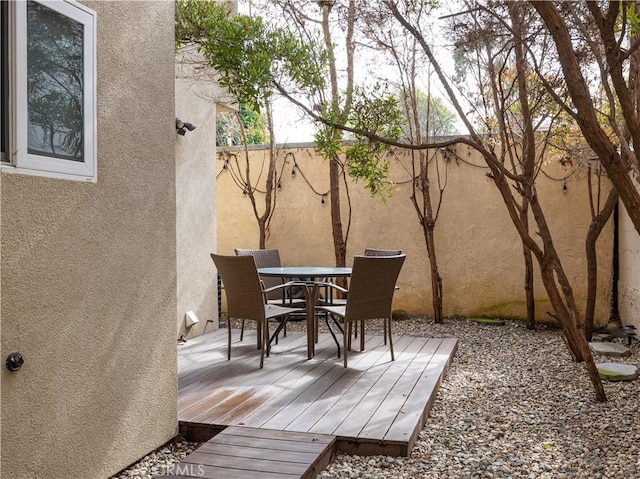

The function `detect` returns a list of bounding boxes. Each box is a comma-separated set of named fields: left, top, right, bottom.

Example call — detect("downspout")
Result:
left=610, top=201, right=620, bottom=324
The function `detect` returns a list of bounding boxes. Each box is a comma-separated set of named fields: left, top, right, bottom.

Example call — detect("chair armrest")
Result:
left=262, top=280, right=302, bottom=295
left=313, top=281, right=348, bottom=295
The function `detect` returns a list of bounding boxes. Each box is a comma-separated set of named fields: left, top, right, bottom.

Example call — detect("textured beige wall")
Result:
left=175, top=55, right=219, bottom=340
left=217, top=145, right=614, bottom=324
left=1, top=2, right=177, bottom=478
left=618, top=203, right=640, bottom=329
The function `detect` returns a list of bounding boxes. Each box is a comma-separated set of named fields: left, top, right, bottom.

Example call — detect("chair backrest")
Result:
left=344, top=254, right=406, bottom=322
left=363, top=248, right=402, bottom=256
left=235, top=248, right=283, bottom=299
left=212, top=254, right=266, bottom=322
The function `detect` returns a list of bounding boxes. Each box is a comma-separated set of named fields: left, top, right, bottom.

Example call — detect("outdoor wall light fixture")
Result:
left=176, top=118, right=196, bottom=135
left=624, top=325, right=637, bottom=346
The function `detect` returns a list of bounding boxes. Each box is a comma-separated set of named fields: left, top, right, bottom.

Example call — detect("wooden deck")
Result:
left=178, top=327, right=457, bottom=457
left=163, top=426, right=335, bottom=479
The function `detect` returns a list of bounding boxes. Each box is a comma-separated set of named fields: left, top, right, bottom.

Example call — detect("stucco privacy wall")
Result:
left=619, top=203, right=640, bottom=329
left=217, top=144, right=614, bottom=324
left=1, top=2, right=177, bottom=478
left=175, top=53, right=218, bottom=340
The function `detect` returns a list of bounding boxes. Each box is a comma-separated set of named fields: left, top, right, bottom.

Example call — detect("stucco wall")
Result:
left=618, top=203, right=640, bottom=329
left=175, top=55, right=219, bottom=340
left=0, top=2, right=177, bottom=478
left=217, top=144, right=614, bottom=324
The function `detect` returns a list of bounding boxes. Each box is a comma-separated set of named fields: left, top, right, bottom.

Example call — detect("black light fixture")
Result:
left=624, top=325, right=637, bottom=346
left=176, top=118, right=196, bottom=135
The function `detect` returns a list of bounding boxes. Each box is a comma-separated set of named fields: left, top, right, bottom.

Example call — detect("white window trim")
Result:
left=2, top=0, right=97, bottom=183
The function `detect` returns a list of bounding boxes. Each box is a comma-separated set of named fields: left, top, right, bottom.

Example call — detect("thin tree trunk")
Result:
left=321, top=1, right=352, bottom=272
left=259, top=102, right=278, bottom=249
left=424, top=222, right=443, bottom=323
left=585, top=187, right=618, bottom=340
left=509, top=3, right=536, bottom=330
left=521, top=200, right=536, bottom=329
left=330, top=156, right=346, bottom=268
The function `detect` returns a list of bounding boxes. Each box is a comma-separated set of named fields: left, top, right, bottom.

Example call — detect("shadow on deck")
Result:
left=177, top=327, right=457, bottom=458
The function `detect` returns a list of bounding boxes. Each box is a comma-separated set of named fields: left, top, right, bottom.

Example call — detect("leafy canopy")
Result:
left=176, top=0, right=326, bottom=113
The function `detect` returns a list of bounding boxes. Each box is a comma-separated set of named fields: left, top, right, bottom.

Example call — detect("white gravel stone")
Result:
left=315, top=317, right=640, bottom=479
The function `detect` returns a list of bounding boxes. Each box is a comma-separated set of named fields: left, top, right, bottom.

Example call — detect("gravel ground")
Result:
left=115, top=316, right=640, bottom=479
left=112, top=437, right=200, bottom=478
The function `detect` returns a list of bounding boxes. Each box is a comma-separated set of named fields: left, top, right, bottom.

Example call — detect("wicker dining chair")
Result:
left=211, top=253, right=303, bottom=368
left=235, top=248, right=283, bottom=300
left=353, top=248, right=403, bottom=343
left=234, top=248, right=306, bottom=341
left=315, top=254, right=406, bottom=367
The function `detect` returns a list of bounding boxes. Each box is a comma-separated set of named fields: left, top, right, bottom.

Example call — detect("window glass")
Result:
left=27, top=0, right=84, bottom=162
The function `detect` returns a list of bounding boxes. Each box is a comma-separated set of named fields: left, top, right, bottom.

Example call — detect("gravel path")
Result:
left=114, top=317, right=640, bottom=479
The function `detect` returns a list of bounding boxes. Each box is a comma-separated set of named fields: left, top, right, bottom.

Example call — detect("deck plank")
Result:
left=216, top=335, right=341, bottom=426
left=307, top=335, right=414, bottom=436
left=165, top=426, right=335, bottom=479
left=383, top=338, right=458, bottom=445
left=177, top=328, right=457, bottom=458
left=254, top=334, right=388, bottom=431
left=190, top=335, right=337, bottom=425
left=357, top=337, right=443, bottom=440
left=278, top=334, right=386, bottom=433
left=180, top=333, right=320, bottom=422
left=331, top=336, right=427, bottom=438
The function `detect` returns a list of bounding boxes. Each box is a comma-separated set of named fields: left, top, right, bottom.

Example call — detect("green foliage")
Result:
left=216, top=104, right=267, bottom=147
left=314, top=102, right=344, bottom=160
left=314, top=84, right=403, bottom=200
left=346, top=85, right=404, bottom=199
left=620, top=2, right=640, bottom=34
left=177, top=1, right=402, bottom=201
left=176, top=0, right=326, bottom=114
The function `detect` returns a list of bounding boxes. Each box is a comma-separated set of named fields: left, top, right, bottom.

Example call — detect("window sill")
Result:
left=1, top=163, right=97, bottom=183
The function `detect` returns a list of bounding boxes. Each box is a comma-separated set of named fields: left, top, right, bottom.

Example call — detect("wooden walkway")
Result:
left=163, top=426, right=335, bottom=479
left=178, top=327, right=457, bottom=458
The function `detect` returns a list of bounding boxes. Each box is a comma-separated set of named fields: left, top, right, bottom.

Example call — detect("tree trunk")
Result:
left=330, top=156, right=347, bottom=268
left=424, top=220, right=443, bottom=323
left=493, top=162, right=607, bottom=401
left=521, top=200, right=536, bottom=329
left=584, top=187, right=618, bottom=340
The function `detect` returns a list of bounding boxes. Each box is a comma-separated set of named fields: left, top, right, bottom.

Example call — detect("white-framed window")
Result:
left=1, top=0, right=97, bottom=182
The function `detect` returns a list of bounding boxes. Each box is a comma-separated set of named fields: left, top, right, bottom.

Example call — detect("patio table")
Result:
left=258, top=266, right=352, bottom=358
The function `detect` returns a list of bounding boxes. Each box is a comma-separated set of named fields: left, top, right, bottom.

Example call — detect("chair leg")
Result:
left=257, top=323, right=262, bottom=350
left=227, top=320, right=232, bottom=361
left=383, top=318, right=388, bottom=345
left=343, top=321, right=349, bottom=368
left=360, top=320, right=365, bottom=351
left=260, top=321, right=268, bottom=368
left=240, top=319, right=245, bottom=341
left=388, top=317, right=394, bottom=362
